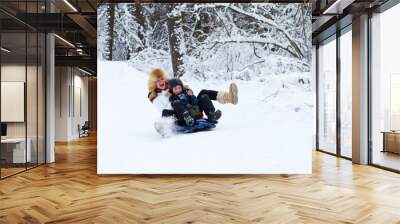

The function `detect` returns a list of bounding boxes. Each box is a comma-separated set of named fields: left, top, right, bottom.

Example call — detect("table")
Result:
left=1, top=138, right=32, bottom=164
left=382, top=131, right=400, bottom=154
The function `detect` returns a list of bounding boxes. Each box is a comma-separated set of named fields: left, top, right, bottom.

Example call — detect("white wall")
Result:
left=73, top=72, right=89, bottom=136
left=55, top=66, right=69, bottom=141
left=55, top=67, right=89, bottom=141
left=1, top=82, right=25, bottom=122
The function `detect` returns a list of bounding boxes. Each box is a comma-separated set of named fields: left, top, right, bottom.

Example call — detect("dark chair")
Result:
left=79, top=121, right=90, bottom=138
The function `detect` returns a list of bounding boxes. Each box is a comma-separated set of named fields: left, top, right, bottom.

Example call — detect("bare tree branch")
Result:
left=196, top=4, right=305, bottom=59
left=207, top=40, right=300, bottom=59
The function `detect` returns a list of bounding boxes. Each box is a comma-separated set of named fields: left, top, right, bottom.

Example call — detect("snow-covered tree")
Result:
left=97, top=4, right=115, bottom=61
left=98, top=3, right=312, bottom=81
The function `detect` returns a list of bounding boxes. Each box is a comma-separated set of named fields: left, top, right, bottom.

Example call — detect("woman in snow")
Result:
left=147, top=68, right=238, bottom=120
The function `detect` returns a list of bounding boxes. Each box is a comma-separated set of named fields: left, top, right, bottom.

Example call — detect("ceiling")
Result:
left=311, top=0, right=392, bottom=44
left=0, top=0, right=97, bottom=74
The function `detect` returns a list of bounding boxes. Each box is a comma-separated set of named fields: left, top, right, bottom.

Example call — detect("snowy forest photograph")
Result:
left=97, top=3, right=314, bottom=174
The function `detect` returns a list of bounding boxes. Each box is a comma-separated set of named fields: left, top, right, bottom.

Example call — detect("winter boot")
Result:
left=217, top=83, right=238, bottom=105
left=208, top=110, right=222, bottom=122
left=182, top=111, right=195, bottom=126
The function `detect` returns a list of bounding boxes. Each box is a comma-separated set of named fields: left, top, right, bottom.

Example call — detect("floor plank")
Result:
left=1, top=135, right=400, bottom=223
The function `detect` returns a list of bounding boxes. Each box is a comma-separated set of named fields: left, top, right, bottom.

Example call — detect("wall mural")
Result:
left=97, top=3, right=313, bottom=174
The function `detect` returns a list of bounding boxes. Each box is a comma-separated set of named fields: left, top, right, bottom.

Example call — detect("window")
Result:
left=317, top=37, right=337, bottom=154
left=340, top=29, right=352, bottom=158
left=0, top=1, right=46, bottom=179
left=370, top=3, right=400, bottom=171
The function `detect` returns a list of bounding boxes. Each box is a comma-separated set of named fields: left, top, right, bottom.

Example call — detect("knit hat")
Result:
left=168, top=78, right=183, bottom=93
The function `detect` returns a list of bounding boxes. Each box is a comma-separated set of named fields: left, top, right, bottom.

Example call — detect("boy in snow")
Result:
left=168, top=78, right=222, bottom=126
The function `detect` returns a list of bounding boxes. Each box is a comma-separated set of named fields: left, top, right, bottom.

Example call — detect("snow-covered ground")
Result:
left=98, top=61, right=313, bottom=174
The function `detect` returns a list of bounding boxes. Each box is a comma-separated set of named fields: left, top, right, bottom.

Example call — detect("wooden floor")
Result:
left=1, top=135, right=400, bottom=223
left=0, top=167, right=26, bottom=178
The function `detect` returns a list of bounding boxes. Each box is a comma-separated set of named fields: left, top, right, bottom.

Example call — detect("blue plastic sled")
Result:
left=175, top=119, right=217, bottom=133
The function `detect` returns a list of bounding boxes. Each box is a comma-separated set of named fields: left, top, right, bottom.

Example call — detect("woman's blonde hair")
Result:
left=147, top=68, right=170, bottom=102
